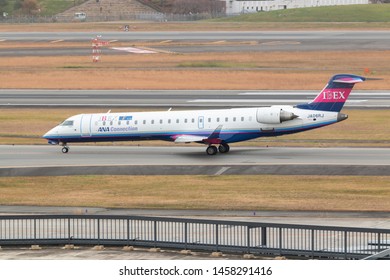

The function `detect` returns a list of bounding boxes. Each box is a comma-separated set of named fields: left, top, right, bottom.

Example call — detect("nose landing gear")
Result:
left=61, top=143, right=69, bottom=153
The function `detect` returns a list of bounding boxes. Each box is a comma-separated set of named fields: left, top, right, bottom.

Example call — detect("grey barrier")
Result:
left=1, top=215, right=389, bottom=259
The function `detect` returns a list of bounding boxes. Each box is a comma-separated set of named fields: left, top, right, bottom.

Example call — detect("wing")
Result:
left=174, top=135, right=206, bottom=143
left=173, top=125, right=224, bottom=144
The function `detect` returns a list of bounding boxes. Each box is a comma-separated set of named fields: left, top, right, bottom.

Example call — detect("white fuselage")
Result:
left=43, top=106, right=341, bottom=145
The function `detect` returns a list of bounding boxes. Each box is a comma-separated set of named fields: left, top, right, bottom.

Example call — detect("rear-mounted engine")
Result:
left=256, top=107, right=298, bottom=124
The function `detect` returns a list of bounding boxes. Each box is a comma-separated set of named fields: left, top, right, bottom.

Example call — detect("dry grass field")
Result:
left=0, top=175, right=389, bottom=211
left=0, top=50, right=389, bottom=89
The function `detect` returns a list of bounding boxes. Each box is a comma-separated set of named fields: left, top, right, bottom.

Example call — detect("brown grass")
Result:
left=0, top=175, right=388, bottom=211
left=0, top=50, right=389, bottom=89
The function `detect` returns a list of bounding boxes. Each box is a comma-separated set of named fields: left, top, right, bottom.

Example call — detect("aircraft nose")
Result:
left=42, top=127, right=57, bottom=139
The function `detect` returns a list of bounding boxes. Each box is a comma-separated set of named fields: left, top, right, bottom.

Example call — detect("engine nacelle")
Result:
left=256, top=107, right=298, bottom=124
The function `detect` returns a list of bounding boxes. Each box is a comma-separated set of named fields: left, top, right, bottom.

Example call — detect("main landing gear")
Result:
left=206, top=143, right=230, bottom=155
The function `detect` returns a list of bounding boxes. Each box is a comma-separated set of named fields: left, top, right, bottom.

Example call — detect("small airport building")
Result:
left=221, top=0, right=370, bottom=15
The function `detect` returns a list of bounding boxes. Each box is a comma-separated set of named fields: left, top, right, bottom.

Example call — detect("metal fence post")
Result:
left=68, top=218, right=71, bottom=243
left=127, top=218, right=130, bottom=245
left=344, top=230, right=348, bottom=259
left=247, top=226, right=251, bottom=253
left=215, top=223, right=219, bottom=252
left=261, top=227, right=267, bottom=246
left=279, top=227, right=283, bottom=256
left=33, top=218, right=37, bottom=242
left=311, top=229, right=315, bottom=259
left=154, top=220, right=157, bottom=247
left=184, top=222, right=188, bottom=250
left=97, top=218, right=100, bottom=245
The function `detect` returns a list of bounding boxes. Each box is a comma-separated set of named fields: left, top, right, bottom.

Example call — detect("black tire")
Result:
left=206, top=145, right=218, bottom=155
left=62, top=147, right=69, bottom=153
left=218, top=143, right=230, bottom=153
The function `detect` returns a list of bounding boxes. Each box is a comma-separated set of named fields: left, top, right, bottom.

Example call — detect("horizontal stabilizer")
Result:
left=333, top=77, right=365, bottom=84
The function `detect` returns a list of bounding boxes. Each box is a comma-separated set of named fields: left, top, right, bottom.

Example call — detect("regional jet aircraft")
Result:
left=43, top=74, right=365, bottom=155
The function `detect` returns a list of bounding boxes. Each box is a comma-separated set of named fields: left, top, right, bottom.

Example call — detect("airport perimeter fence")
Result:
left=1, top=215, right=390, bottom=259
left=0, top=12, right=226, bottom=23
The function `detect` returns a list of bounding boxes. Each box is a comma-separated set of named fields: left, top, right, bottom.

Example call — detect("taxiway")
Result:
left=1, top=145, right=389, bottom=176
left=1, top=89, right=389, bottom=108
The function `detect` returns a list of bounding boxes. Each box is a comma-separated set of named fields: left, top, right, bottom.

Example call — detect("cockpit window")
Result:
left=61, top=120, right=74, bottom=126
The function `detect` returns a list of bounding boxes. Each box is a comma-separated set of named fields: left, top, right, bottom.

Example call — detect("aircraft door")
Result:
left=198, top=116, right=204, bottom=129
left=80, top=114, right=92, bottom=137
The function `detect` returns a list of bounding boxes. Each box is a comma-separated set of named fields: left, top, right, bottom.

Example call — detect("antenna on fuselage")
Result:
left=107, top=110, right=111, bottom=113
left=168, top=107, right=172, bottom=111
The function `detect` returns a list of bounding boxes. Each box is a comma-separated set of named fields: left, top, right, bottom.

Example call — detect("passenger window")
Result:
left=233, top=117, right=236, bottom=122
left=110, top=121, right=113, bottom=125
left=217, top=118, right=220, bottom=122
left=241, top=117, right=244, bottom=121
left=143, top=120, right=146, bottom=125
left=192, top=118, right=195, bottom=123
left=176, top=119, right=179, bottom=124
left=184, top=119, right=188, bottom=123
left=103, top=121, right=106, bottom=125
left=126, top=120, right=129, bottom=125
left=160, top=119, right=163, bottom=124
left=151, top=120, right=154, bottom=124
left=225, top=117, right=228, bottom=122
left=118, top=121, right=121, bottom=125
left=168, top=119, right=171, bottom=124
left=135, top=120, right=138, bottom=125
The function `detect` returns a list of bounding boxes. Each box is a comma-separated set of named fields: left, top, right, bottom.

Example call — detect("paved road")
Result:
left=1, top=31, right=389, bottom=52
left=1, top=145, right=389, bottom=176
left=1, top=89, right=388, bottom=108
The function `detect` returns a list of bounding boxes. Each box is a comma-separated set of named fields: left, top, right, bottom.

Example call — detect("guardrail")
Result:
left=1, top=215, right=389, bottom=259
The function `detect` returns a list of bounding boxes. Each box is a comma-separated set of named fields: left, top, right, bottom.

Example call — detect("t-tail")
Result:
left=296, top=74, right=366, bottom=112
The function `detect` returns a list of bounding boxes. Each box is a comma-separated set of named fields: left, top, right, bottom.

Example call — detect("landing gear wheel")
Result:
left=218, top=143, right=230, bottom=153
left=206, top=145, right=218, bottom=156
left=62, top=146, right=69, bottom=153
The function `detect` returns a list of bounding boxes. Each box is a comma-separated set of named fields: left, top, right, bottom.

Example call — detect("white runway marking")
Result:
left=111, top=47, right=157, bottom=54
left=188, top=99, right=306, bottom=103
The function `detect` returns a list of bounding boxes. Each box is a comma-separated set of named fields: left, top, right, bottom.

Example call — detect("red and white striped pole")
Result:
left=91, top=35, right=109, bottom=62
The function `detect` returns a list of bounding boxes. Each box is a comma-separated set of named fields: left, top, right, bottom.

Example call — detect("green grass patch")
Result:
left=60, top=65, right=91, bottom=69
left=177, top=61, right=257, bottom=68
left=4, top=0, right=85, bottom=16
left=0, top=175, right=389, bottom=211
left=38, top=0, right=76, bottom=16
left=214, top=4, right=390, bottom=22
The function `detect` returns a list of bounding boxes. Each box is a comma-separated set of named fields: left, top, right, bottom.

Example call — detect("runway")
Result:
left=0, top=31, right=389, bottom=53
left=1, top=89, right=389, bottom=108
left=1, top=145, right=389, bottom=176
